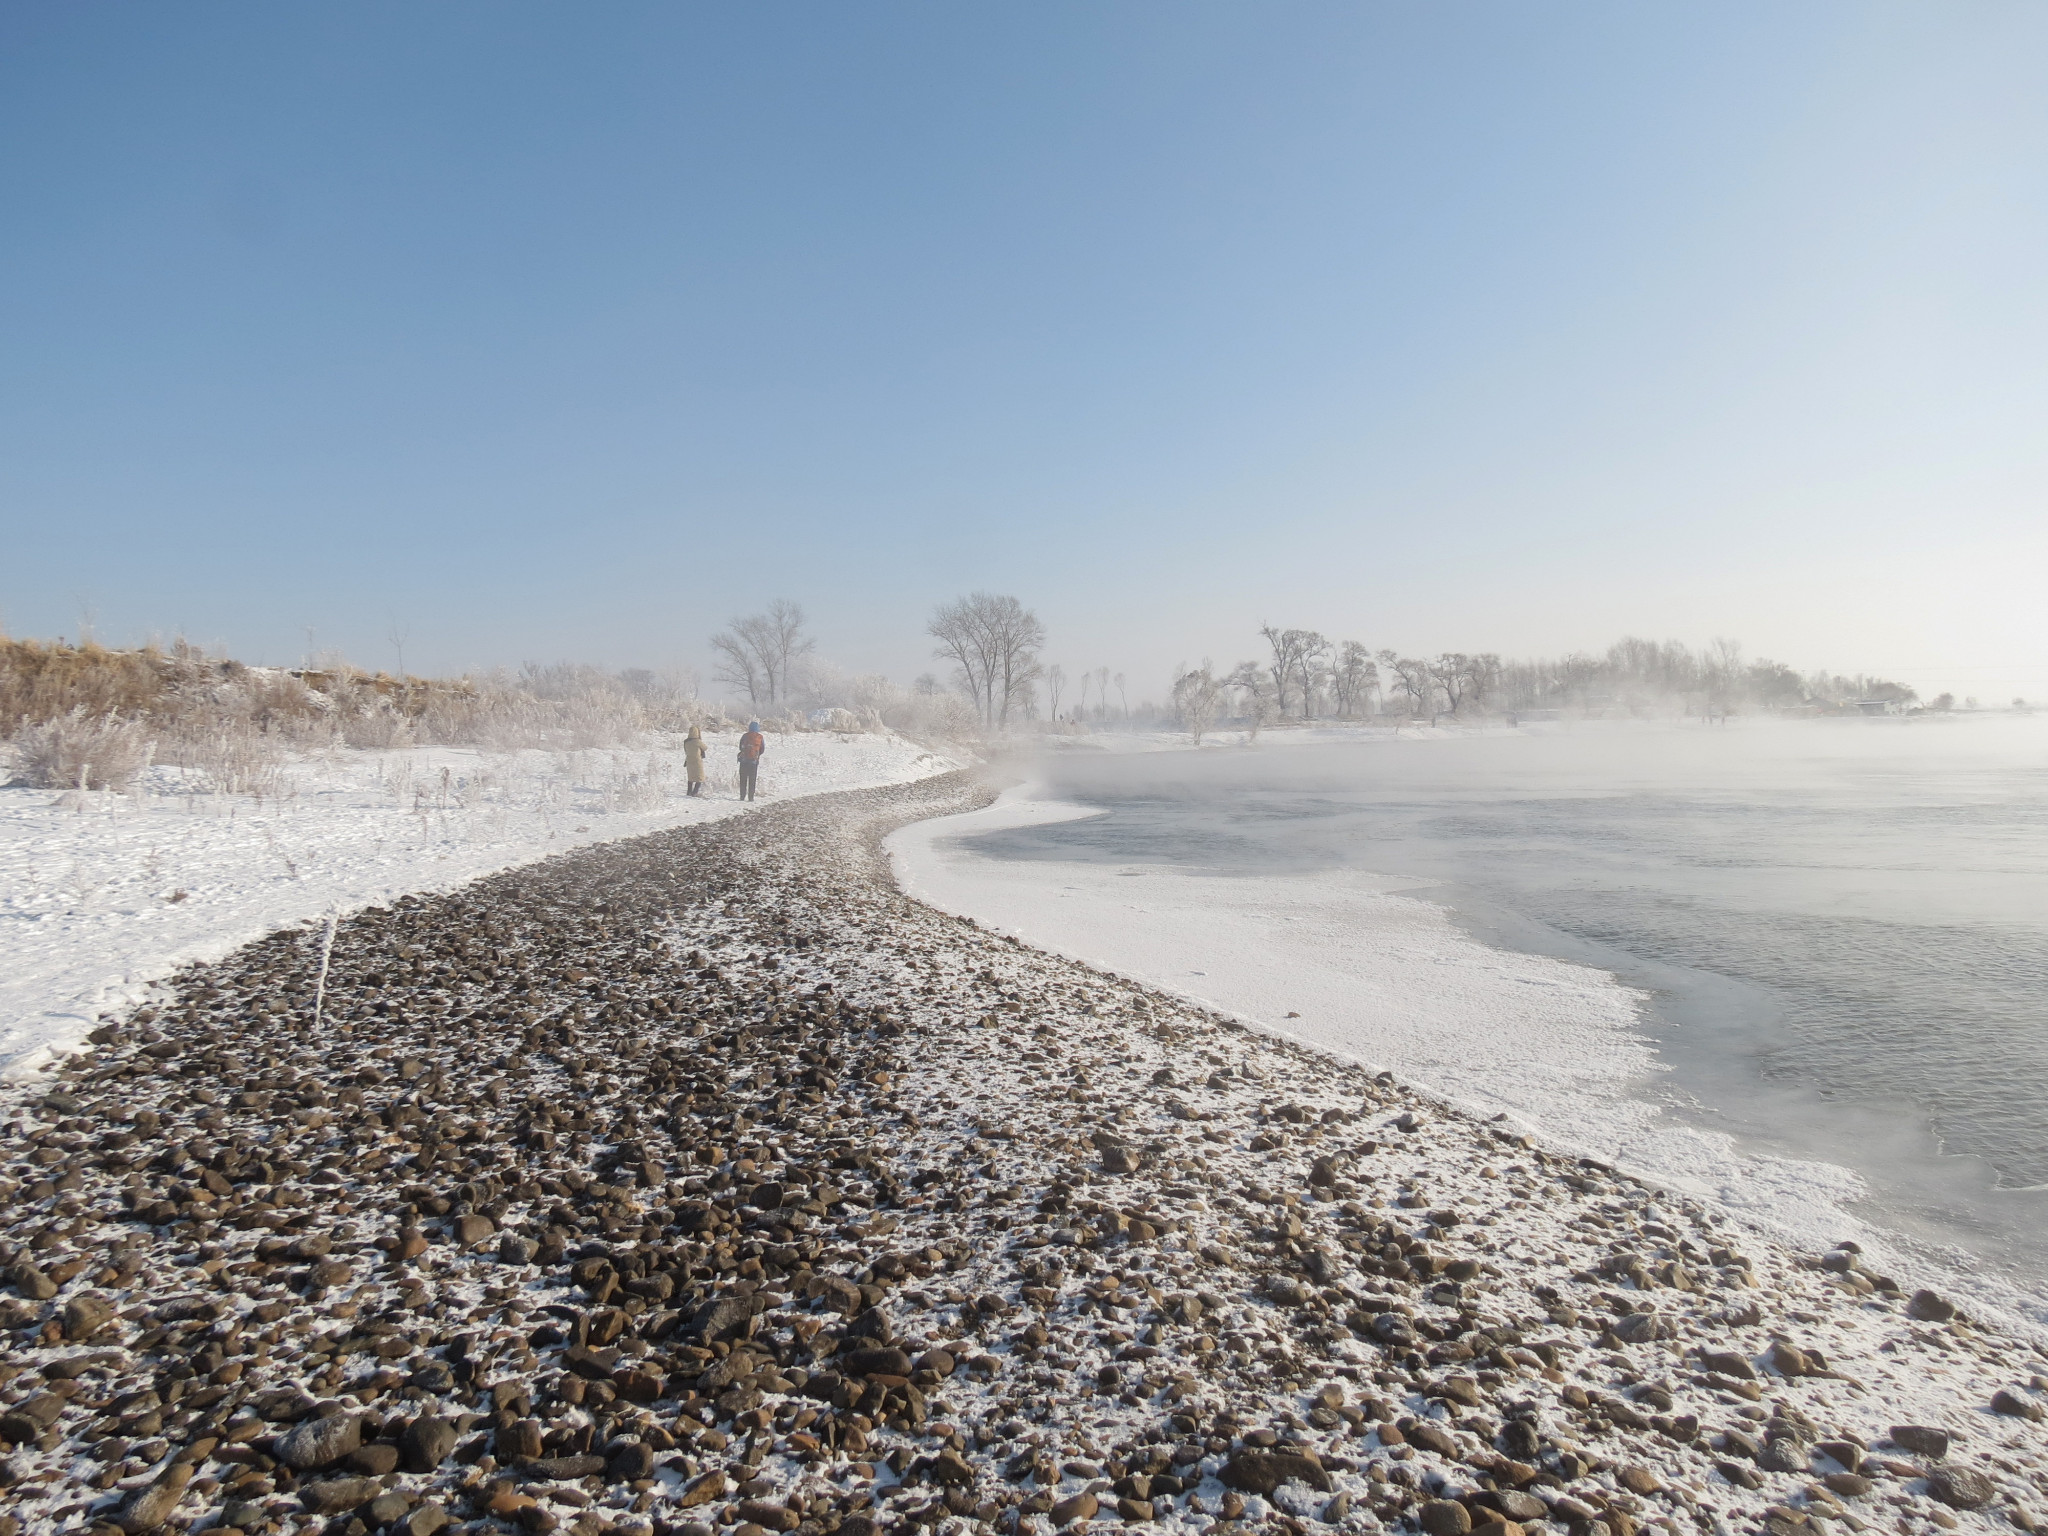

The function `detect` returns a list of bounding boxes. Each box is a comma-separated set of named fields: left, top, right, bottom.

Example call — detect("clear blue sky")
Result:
left=4, top=3, right=2045, bottom=701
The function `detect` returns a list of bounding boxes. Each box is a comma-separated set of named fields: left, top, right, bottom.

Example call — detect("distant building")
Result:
left=1849, top=698, right=1905, bottom=717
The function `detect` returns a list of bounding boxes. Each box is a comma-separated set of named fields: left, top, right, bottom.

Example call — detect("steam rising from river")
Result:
left=894, top=714, right=2048, bottom=1329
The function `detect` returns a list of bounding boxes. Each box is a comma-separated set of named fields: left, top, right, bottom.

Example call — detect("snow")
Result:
left=0, top=728, right=957, bottom=1076
left=887, top=783, right=2048, bottom=1340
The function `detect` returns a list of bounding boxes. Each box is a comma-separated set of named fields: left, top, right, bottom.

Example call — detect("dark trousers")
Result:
left=738, top=760, right=759, bottom=800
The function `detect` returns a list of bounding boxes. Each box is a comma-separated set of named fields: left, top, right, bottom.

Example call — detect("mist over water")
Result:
left=965, top=715, right=2048, bottom=1291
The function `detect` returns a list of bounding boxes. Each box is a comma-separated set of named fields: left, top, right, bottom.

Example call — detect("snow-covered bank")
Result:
left=0, top=730, right=956, bottom=1074
left=885, top=786, right=2024, bottom=1329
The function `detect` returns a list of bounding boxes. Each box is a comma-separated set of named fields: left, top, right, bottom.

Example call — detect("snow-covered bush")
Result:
left=7, top=709, right=155, bottom=790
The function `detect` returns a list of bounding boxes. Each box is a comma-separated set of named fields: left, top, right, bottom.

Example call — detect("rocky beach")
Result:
left=3, top=770, right=2046, bottom=1536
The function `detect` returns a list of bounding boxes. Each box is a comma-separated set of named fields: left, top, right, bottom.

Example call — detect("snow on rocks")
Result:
left=0, top=732, right=956, bottom=1076
left=0, top=771, right=2045, bottom=1536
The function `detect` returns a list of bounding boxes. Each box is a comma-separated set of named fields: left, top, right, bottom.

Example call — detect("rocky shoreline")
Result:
left=2, top=770, right=2045, bottom=1536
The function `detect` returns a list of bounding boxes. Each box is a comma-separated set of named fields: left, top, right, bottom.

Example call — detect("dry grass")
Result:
left=8, top=709, right=157, bottom=791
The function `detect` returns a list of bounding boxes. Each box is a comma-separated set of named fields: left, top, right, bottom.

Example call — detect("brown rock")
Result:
left=453, top=1214, right=496, bottom=1247
left=735, top=1502, right=798, bottom=1531
left=1815, top=1440, right=1863, bottom=1473
left=11, top=1263, right=57, bottom=1301
left=841, top=1346, right=913, bottom=1377
left=1419, top=1499, right=1473, bottom=1536
left=1617, top=1466, right=1661, bottom=1496
left=300, top=1477, right=381, bottom=1515
left=497, top=1419, right=545, bottom=1461
left=401, top=1415, right=456, bottom=1472
left=1220, top=1449, right=1332, bottom=1494
left=1697, top=1350, right=1755, bottom=1380
left=677, top=1471, right=728, bottom=1508
left=1822, top=1473, right=1872, bottom=1499
left=403, top=1502, right=452, bottom=1536
left=1051, top=1493, right=1098, bottom=1527
left=1408, top=1422, right=1460, bottom=1458
left=344, top=1443, right=401, bottom=1476
left=1116, top=1499, right=1155, bottom=1522
left=517, top=1455, right=606, bottom=1481
left=117, top=1463, right=193, bottom=1533
left=607, top=1442, right=656, bottom=1481
left=1440, top=1376, right=1484, bottom=1408
left=1767, top=1340, right=1810, bottom=1376
left=309, top=1258, right=353, bottom=1288
left=62, top=1293, right=117, bottom=1341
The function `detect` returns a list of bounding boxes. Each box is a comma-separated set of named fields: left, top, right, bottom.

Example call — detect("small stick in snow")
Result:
left=311, top=909, right=339, bottom=1031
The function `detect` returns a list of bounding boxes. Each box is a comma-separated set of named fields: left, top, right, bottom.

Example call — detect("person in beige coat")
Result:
left=684, top=725, right=707, bottom=796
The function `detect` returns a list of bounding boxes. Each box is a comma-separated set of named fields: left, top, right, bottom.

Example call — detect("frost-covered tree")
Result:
left=1171, top=662, right=1225, bottom=745
left=710, top=599, right=814, bottom=710
left=928, top=592, right=1046, bottom=730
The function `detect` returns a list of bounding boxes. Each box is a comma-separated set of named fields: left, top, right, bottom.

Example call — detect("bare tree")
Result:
left=1229, top=660, right=1278, bottom=742
left=928, top=592, right=1046, bottom=730
left=1380, top=651, right=1438, bottom=719
left=1094, top=666, right=1111, bottom=722
left=711, top=599, right=815, bottom=711
left=1046, top=664, right=1066, bottom=722
left=708, top=630, right=765, bottom=708
left=1171, top=662, right=1225, bottom=745
left=1292, top=632, right=1331, bottom=720
left=1259, top=624, right=1308, bottom=717
left=1114, top=672, right=1128, bottom=722
left=1331, top=641, right=1378, bottom=718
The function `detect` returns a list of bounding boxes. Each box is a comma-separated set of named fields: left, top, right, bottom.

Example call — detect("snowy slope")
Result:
left=0, top=729, right=956, bottom=1074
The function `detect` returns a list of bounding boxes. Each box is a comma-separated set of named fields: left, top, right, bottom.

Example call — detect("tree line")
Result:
left=708, top=594, right=1932, bottom=741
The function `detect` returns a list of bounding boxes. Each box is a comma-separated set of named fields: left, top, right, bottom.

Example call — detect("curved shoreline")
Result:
left=1, top=772, right=2044, bottom=1536
left=886, top=780, right=2048, bottom=1343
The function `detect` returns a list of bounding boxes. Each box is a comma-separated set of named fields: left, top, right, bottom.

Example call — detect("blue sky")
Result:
left=4, top=3, right=2045, bottom=701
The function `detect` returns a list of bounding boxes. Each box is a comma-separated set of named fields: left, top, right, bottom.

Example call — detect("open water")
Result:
left=955, top=715, right=2048, bottom=1306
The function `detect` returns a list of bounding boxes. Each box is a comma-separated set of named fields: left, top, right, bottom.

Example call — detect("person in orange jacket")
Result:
left=737, top=720, right=765, bottom=801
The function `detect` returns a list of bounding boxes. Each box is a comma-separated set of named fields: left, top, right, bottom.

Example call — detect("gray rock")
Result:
left=688, top=1295, right=753, bottom=1343
left=1613, top=1312, right=1672, bottom=1343
left=1906, top=1289, right=1957, bottom=1323
left=275, top=1412, right=361, bottom=1471
left=1889, top=1424, right=1950, bottom=1459
left=1992, top=1389, right=2044, bottom=1422
left=517, top=1454, right=608, bottom=1481
left=1926, top=1466, right=1995, bottom=1510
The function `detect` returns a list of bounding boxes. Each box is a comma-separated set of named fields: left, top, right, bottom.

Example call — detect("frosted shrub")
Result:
left=8, top=709, right=155, bottom=791
left=164, top=720, right=291, bottom=800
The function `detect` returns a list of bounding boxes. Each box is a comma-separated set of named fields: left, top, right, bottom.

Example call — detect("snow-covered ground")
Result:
left=888, top=783, right=2048, bottom=1343
left=0, top=729, right=957, bottom=1075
